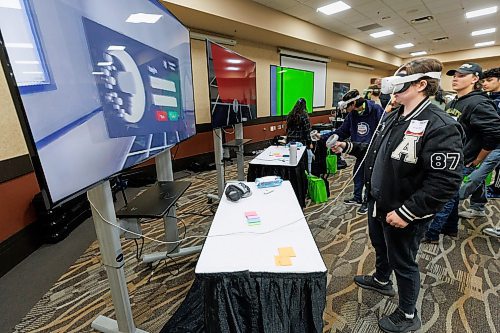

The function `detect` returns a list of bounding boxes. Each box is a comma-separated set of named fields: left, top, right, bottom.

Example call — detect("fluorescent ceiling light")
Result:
left=471, top=28, right=496, bottom=36
left=97, top=61, right=113, bottom=66
left=395, top=43, right=414, bottom=49
left=0, top=0, right=21, bottom=9
left=227, top=59, right=243, bottom=64
left=475, top=41, right=495, bottom=47
left=5, top=43, right=33, bottom=48
left=410, top=51, right=427, bottom=56
left=226, top=67, right=241, bottom=71
left=15, top=60, right=40, bottom=64
left=347, top=62, right=374, bottom=70
left=370, top=30, right=394, bottom=38
left=126, top=13, right=162, bottom=24
left=317, top=1, right=351, bottom=15
left=466, top=6, right=497, bottom=18
left=107, top=45, right=126, bottom=51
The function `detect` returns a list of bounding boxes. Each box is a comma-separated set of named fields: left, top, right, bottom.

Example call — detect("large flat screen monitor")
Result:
left=0, top=0, right=196, bottom=208
left=206, top=40, right=257, bottom=128
left=270, top=65, right=314, bottom=116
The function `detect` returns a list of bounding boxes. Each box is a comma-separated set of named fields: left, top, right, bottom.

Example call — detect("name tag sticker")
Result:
left=405, top=120, right=429, bottom=137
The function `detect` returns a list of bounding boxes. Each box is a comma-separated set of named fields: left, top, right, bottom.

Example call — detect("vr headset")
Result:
left=337, top=95, right=362, bottom=111
left=380, top=71, right=441, bottom=95
left=225, top=182, right=252, bottom=202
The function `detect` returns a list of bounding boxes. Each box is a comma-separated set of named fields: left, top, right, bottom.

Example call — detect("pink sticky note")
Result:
left=245, top=211, right=258, bottom=218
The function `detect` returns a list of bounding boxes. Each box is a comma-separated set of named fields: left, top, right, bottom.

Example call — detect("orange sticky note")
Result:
left=274, top=255, right=292, bottom=266
left=278, top=247, right=296, bottom=257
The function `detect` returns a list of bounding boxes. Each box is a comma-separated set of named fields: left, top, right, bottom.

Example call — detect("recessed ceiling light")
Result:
left=370, top=30, right=394, bottom=38
left=107, top=45, right=126, bottom=51
left=471, top=28, right=496, bottom=36
left=5, top=43, right=33, bottom=48
left=0, top=0, right=21, bottom=9
left=475, top=41, right=495, bottom=47
left=126, top=13, right=162, bottom=24
left=410, top=51, right=427, bottom=56
left=317, top=1, right=351, bottom=15
left=395, top=43, right=414, bottom=49
left=465, top=6, right=497, bottom=18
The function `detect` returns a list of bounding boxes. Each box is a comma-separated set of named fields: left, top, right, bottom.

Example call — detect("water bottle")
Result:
left=289, top=142, right=297, bottom=165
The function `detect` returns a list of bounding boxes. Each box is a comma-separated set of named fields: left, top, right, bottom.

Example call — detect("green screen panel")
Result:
left=270, top=66, right=314, bottom=116
left=281, top=67, right=314, bottom=116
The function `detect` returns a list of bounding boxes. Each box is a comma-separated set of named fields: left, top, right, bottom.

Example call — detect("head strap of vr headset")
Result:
left=392, top=71, right=442, bottom=85
left=338, top=94, right=362, bottom=110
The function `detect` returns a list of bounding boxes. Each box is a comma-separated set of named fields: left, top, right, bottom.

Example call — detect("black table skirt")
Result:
left=161, top=271, right=327, bottom=333
left=246, top=152, right=308, bottom=207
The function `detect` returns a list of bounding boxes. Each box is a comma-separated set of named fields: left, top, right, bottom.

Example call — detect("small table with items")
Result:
left=247, top=145, right=308, bottom=207
left=162, top=181, right=327, bottom=332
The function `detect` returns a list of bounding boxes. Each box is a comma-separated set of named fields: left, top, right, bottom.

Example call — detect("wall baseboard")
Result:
left=0, top=221, right=42, bottom=278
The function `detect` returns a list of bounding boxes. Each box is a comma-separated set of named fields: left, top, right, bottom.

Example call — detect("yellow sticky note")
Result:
left=274, top=255, right=292, bottom=266
left=278, top=247, right=296, bottom=257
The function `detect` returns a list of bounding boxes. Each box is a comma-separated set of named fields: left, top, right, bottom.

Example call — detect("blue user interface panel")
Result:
left=0, top=0, right=196, bottom=206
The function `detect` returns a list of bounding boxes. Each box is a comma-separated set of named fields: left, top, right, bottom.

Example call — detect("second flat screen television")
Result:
left=206, top=40, right=257, bottom=128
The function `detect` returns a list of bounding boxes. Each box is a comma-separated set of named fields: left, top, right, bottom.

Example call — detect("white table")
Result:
left=248, top=145, right=309, bottom=207
left=182, top=181, right=326, bottom=332
left=196, top=181, right=326, bottom=273
left=249, top=145, right=306, bottom=167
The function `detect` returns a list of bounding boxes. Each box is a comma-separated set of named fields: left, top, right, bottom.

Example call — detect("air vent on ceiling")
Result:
left=357, top=23, right=382, bottom=31
left=411, top=16, right=434, bottom=24
left=433, top=36, right=449, bottom=42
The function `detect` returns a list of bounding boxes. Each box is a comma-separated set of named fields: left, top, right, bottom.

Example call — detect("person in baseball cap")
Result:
left=446, top=62, right=483, bottom=78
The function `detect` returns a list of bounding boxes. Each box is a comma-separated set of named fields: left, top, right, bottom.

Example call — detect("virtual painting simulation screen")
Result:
left=206, top=40, right=257, bottom=128
left=270, top=65, right=314, bottom=116
left=0, top=0, right=196, bottom=206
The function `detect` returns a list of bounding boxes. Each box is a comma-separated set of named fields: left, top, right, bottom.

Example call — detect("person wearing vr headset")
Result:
left=319, top=89, right=384, bottom=214
left=285, top=98, right=312, bottom=146
left=366, top=84, right=383, bottom=107
left=332, top=58, right=464, bottom=333
left=424, top=63, right=500, bottom=243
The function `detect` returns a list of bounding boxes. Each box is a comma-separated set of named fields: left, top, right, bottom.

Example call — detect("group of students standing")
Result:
left=285, top=58, right=500, bottom=333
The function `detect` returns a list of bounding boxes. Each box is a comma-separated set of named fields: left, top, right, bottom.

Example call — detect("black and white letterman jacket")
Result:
left=344, top=98, right=465, bottom=223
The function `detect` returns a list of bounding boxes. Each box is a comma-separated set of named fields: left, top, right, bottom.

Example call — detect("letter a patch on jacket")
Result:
left=391, top=120, right=428, bottom=164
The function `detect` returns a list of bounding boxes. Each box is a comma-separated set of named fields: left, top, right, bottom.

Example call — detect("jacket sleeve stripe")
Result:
left=401, top=205, right=417, bottom=219
left=398, top=207, right=414, bottom=222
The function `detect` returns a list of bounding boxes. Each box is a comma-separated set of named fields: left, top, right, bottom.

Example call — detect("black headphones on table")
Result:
left=225, top=182, right=252, bottom=202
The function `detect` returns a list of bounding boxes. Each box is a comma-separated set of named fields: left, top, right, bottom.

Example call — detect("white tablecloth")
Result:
left=195, top=181, right=326, bottom=274
left=249, top=145, right=306, bottom=167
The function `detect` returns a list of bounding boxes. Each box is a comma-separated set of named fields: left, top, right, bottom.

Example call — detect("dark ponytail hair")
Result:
left=287, top=98, right=308, bottom=128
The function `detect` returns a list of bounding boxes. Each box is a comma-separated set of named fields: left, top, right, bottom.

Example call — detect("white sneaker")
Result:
left=458, top=209, right=486, bottom=219
left=483, top=227, right=500, bottom=237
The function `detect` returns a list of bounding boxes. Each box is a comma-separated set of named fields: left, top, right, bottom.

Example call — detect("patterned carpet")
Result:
left=14, top=157, right=500, bottom=333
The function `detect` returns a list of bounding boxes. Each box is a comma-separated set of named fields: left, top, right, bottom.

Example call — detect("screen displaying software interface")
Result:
left=0, top=0, right=196, bottom=205
left=207, top=40, right=257, bottom=128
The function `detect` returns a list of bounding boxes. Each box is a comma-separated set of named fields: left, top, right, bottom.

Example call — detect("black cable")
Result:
left=133, top=238, right=145, bottom=261
left=171, top=144, right=180, bottom=160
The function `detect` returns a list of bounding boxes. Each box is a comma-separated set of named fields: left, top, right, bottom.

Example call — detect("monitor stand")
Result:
left=140, top=149, right=202, bottom=264
left=87, top=181, right=148, bottom=333
left=212, top=123, right=251, bottom=198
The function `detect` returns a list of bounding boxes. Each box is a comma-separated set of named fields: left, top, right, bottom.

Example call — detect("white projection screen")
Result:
left=280, top=55, right=327, bottom=108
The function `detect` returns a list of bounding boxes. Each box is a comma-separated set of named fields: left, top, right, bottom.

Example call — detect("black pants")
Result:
left=368, top=201, right=429, bottom=315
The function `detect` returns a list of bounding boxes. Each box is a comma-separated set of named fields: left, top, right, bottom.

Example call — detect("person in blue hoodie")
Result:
left=320, top=89, right=384, bottom=214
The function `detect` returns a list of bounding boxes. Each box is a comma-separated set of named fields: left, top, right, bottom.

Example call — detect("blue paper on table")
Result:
left=255, top=176, right=283, bottom=189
